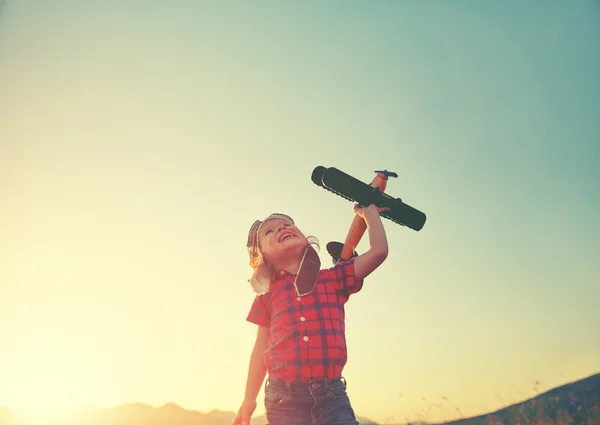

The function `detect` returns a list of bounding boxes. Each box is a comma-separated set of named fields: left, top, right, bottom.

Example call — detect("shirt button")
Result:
left=303, top=336, right=309, bottom=342
left=300, top=316, right=305, bottom=322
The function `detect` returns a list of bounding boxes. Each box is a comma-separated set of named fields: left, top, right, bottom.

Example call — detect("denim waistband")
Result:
left=266, top=376, right=347, bottom=394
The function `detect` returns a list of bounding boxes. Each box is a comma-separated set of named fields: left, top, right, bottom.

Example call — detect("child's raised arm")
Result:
left=352, top=204, right=389, bottom=281
left=232, top=326, right=269, bottom=425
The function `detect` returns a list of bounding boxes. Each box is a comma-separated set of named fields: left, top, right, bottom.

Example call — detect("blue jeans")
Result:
left=264, top=377, right=359, bottom=425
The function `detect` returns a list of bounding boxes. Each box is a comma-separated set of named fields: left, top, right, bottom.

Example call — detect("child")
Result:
left=232, top=203, right=390, bottom=425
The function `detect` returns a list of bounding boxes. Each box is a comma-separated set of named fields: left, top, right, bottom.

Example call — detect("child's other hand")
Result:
left=231, top=399, right=256, bottom=425
left=353, top=203, right=390, bottom=219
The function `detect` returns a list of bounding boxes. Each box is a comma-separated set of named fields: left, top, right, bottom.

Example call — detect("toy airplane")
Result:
left=311, top=166, right=427, bottom=264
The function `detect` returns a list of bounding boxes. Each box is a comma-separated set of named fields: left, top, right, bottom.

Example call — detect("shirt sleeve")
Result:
left=329, top=257, right=364, bottom=302
left=246, top=294, right=270, bottom=327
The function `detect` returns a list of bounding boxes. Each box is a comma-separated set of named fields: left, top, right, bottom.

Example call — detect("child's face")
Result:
left=258, top=218, right=307, bottom=264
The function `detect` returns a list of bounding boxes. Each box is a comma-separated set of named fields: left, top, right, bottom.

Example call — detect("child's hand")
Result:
left=231, top=399, right=256, bottom=425
left=353, top=203, right=390, bottom=219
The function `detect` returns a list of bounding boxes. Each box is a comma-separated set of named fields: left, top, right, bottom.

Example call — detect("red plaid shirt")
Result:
left=246, top=258, right=363, bottom=382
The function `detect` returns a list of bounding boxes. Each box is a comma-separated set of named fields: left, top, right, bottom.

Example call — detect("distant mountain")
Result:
left=431, top=373, right=600, bottom=425
left=0, top=403, right=378, bottom=425
left=0, top=374, right=597, bottom=425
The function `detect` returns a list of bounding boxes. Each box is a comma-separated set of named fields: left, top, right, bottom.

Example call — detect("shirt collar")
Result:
left=273, top=269, right=294, bottom=280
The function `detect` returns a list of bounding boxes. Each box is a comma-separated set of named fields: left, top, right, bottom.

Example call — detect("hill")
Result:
left=432, top=373, right=600, bottom=425
left=0, top=373, right=597, bottom=425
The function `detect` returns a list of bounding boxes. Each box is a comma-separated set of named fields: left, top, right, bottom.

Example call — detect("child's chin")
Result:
left=279, top=240, right=305, bottom=251
left=279, top=236, right=299, bottom=245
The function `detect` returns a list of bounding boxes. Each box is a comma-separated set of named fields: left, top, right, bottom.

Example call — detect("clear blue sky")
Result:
left=1, top=1, right=598, bottom=423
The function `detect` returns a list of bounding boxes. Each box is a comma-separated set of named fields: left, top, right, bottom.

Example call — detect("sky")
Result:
left=1, top=0, right=599, bottom=423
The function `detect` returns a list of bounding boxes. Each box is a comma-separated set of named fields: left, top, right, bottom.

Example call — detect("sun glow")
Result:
left=2, top=329, right=104, bottom=422
left=11, top=407, right=68, bottom=425
left=5, top=357, right=93, bottom=420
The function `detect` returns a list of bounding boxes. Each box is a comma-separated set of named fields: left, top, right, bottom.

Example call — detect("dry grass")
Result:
left=380, top=377, right=600, bottom=425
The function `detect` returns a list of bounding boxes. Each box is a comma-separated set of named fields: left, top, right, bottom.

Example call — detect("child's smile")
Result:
left=277, top=230, right=296, bottom=243
left=259, top=219, right=306, bottom=260
left=265, top=227, right=299, bottom=246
